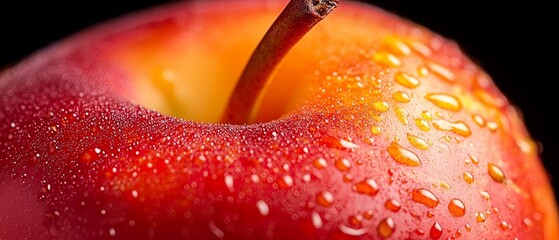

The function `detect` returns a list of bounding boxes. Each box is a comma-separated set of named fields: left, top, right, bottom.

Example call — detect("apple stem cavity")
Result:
left=222, top=0, right=339, bottom=124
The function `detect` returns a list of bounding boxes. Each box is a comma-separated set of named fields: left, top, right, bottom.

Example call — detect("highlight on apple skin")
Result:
left=0, top=0, right=557, bottom=239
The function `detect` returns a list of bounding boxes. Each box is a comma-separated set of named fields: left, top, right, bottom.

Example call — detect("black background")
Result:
left=0, top=1, right=556, bottom=202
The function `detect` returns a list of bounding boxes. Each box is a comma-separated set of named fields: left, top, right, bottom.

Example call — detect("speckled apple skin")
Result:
left=1, top=1, right=557, bottom=239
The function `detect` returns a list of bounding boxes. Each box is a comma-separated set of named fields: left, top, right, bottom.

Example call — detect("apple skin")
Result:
left=0, top=0, right=557, bottom=239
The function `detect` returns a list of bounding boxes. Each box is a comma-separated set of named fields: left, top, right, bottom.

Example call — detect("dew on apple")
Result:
left=448, top=198, right=466, bottom=217
left=311, top=211, right=323, bottom=229
left=431, top=119, right=471, bottom=137
left=480, top=190, right=491, bottom=200
left=352, top=178, right=379, bottom=196
left=487, top=121, right=499, bottom=131
left=488, top=163, right=506, bottom=183
left=408, top=40, right=433, bottom=57
left=339, top=139, right=359, bottom=149
left=427, top=62, right=456, bottom=83
left=475, top=212, right=487, bottom=223
left=500, top=220, right=510, bottom=230
left=463, top=171, right=474, bottom=184
left=427, top=210, right=435, bottom=218
left=334, top=158, right=351, bottom=171
left=256, top=200, right=269, bottom=216
left=372, top=101, right=390, bottom=112
left=338, top=223, right=367, bottom=236
left=394, top=107, right=409, bottom=125
left=414, top=117, right=431, bottom=132
left=377, top=217, right=395, bottom=238
left=342, top=173, right=354, bottom=183
left=385, top=199, right=401, bottom=212
left=425, top=93, right=462, bottom=112
left=406, top=133, right=430, bottom=150
left=370, top=125, right=382, bottom=135
left=373, top=51, right=401, bottom=68
left=208, top=221, right=224, bottom=239
left=387, top=141, right=422, bottom=166
left=393, top=91, right=411, bottom=103
left=278, top=175, right=293, bottom=189
left=472, top=114, right=486, bottom=127
left=429, top=221, right=443, bottom=239
left=313, top=157, right=328, bottom=169
left=383, top=37, right=411, bottom=56
left=348, top=214, right=364, bottom=228
left=316, top=191, right=334, bottom=207
left=394, top=72, right=420, bottom=89
left=412, top=188, right=439, bottom=208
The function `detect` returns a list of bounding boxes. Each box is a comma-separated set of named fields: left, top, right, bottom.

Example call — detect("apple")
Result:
left=0, top=0, right=557, bottom=239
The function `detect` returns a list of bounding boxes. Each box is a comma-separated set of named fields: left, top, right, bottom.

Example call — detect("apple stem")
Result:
left=222, top=0, right=339, bottom=124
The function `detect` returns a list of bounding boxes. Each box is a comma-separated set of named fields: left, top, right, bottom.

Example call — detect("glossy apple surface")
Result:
left=0, top=0, right=557, bottom=239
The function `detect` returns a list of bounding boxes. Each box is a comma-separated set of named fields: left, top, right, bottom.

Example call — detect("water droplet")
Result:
left=352, top=178, right=379, bottom=196
left=384, top=36, right=411, bottom=55
left=523, top=218, right=533, bottom=227
left=363, top=210, right=374, bottom=220
left=339, top=224, right=367, bottom=236
left=425, top=93, right=461, bottom=111
left=131, top=190, right=139, bottom=199
left=409, top=40, right=433, bottom=57
left=385, top=199, right=401, bottom=212
left=395, top=72, right=420, bottom=88
left=429, top=222, right=443, bottom=239
left=414, top=118, right=431, bottom=132
left=474, top=89, right=508, bottom=108
left=412, top=188, right=439, bottom=208
left=348, top=215, right=364, bottom=228
left=453, top=229, right=462, bottom=238
left=407, top=133, right=430, bottom=150
left=377, top=217, right=395, bottom=238
left=469, top=155, right=479, bottom=165
left=373, top=101, right=390, bottom=112
left=340, top=139, right=359, bottom=149
left=394, top=107, right=409, bottom=125
left=371, top=125, right=382, bottom=135
left=374, top=51, right=401, bottom=67
left=428, top=62, right=456, bottom=83
left=427, top=211, right=435, bottom=218
left=465, top=223, right=471, bottom=232
left=342, top=174, right=354, bottom=183
left=208, top=221, right=225, bottom=239
left=488, top=163, right=506, bottom=183
left=472, top=114, right=486, bottom=127
left=278, top=175, right=293, bottom=189
left=487, top=121, right=499, bottom=131
left=393, top=91, right=411, bottom=103
left=432, top=119, right=471, bottom=137
left=225, top=175, right=234, bottom=191
left=418, top=66, right=429, bottom=77
left=109, top=228, right=116, bottom=237
left=194, top=155, right=206, bottom=166
left=475, top=212, right=486, bottom=223
left=448, top=198, right=466, bottom=217
left=516, top=138, right=536, bottom=154
left=256, top=200, right=269, bottom=216
left=317, top=191, right=334, bottom=207
left=463, top=171, right=474, bottom=184
left=480, top=191, right=491, bottom=200
left=314, top=158, right=328, bottom=169
left=335, top=158, right=351, bottom=171
left=311, top=211, right=323, bottom=229
left=500, top=221, right=510, bottom=230
left=387, top=141, right=422, bottom=166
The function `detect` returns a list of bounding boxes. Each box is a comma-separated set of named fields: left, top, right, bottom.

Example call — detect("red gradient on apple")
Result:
left=0, top=0, right=557, bottom=239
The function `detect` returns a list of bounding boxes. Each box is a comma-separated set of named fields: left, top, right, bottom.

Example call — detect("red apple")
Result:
left=0, top=0, right=557, bottom=239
